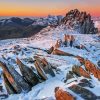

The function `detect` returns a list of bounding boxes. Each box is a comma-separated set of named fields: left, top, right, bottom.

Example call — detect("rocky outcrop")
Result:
left=3, top=72, right=17, bottom=94
left=61, top=9, right=98, bottom=34
left=52, top=49, right=74, bottom=56
left=75, top=56, right=100, bottom=80
left=47, top=46, right=54, bottom=54
left=48, top=37, right=100, bottom=81
left=0, top=44, right=100, bottom=99
left=72, top=65, right=90, bottom=78
left=0, top=56, right=55, bottom=95
left=16, top=58, right=39, bottom=86
left=84, top=60, right=100, bottom=80
left=34, top=56, right=55, bottom=80
left=55, top=87, right=75, bottom=100
left=48, top=35, right=89, bottom=56
left=0, top=61, right=22, bottom=93
left=69, top=85, right=98, bottom=100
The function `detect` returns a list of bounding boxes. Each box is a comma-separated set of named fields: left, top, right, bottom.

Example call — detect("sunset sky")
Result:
left=0, top=0, right=100, bottom=17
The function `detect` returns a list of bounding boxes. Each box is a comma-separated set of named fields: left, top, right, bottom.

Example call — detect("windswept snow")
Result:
left=0, top=25, right=100, bottom=100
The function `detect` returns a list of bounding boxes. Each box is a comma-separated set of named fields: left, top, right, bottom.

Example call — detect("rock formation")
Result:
left=72, top=65, right=90, bottom=78
left=61, top=9, right=98, bottom=34
left=16, top=58, right=39, bottom=86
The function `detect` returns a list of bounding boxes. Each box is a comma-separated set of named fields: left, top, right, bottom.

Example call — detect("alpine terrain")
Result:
left=0, top=9, right=100, bottom=100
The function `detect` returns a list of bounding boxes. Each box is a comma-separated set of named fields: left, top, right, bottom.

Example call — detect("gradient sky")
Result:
left=0, top=0, right=100, bottom=17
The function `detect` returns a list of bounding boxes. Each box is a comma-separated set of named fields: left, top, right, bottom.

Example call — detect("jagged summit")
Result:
left=61, top=9, right=98, bottom=34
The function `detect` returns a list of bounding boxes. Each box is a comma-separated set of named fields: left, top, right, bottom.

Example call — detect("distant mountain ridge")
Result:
left=0, top=15, right=63, bottom=40
left=0, top=9, right=99, bottom=40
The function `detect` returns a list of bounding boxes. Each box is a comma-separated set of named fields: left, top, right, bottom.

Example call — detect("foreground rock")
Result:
left=75, top=57, right=100, bottom=81
left=72, top=65, right=90, bottom=78
left=16, top=58, right=39, bottom=86
left=0, top=61, right=22, bottom=93
left=34, top=56, right=55, bottom=80
left=69, top=85, right=99, bottom=100
left=3, top=72, right=17, bottom=94
left=55, top=87, right=75, bottom=100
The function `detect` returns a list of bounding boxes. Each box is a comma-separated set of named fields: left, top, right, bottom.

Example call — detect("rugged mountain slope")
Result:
left=0, top=9, right=99, bottom=40
left=0, top=24, right=100, bottom=100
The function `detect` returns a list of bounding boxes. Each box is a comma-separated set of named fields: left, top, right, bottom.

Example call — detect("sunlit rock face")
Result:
left=55, top=87, right=75, bottom=100
left=61, top=9, right=98, bottom=34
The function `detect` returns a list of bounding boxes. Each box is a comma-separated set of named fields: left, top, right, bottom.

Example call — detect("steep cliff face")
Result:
left=61, top=9, right=98, bottom=34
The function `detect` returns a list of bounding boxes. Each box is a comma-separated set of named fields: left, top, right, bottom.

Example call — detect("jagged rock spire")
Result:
left=61, top=9, right=98, bottom=34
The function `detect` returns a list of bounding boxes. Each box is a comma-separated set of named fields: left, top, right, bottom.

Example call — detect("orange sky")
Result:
left=0, top=0, right=100, bottom=17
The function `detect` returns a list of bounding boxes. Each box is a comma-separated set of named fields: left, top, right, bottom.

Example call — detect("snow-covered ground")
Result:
left=0, top=24, right=100, bottom=100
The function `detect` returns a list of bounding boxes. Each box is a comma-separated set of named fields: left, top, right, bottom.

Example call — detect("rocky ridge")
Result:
left=61, top=9, right=98, bottom=34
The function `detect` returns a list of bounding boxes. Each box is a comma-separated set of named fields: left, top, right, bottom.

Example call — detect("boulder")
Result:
left=0, top=61, right=22, bottom=93
left=55, top=87, right=75, bottom=100
left=16, top=58, right=39, bottom=86
left=72, top=65, right=90, bottom=78
left=34, top=56, right=55, bottom=79
left=3, top=72, right=17, bottom=94
left=69, top=85, right=97, bottom=100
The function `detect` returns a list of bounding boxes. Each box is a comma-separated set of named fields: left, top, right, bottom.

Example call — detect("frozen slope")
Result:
left=0, top=26, right=100, bottom=100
